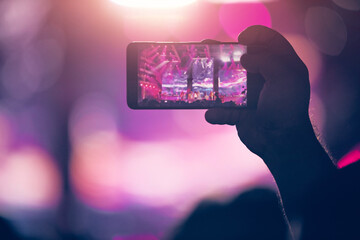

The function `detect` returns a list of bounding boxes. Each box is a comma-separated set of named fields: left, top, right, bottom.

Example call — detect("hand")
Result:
left=204, top=26, right=337, bottom=219
left=205, top=25, right=312, bottom=159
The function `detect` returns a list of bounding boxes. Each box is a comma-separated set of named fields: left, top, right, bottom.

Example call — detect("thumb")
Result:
left=205, top=108, right=250, bottom=126
left=238, top=25, right=308, bottom=83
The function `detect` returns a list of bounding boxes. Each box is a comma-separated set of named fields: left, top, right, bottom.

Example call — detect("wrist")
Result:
left=262, top=117, right=331, bottom=166
left=260, top=118, right=337, bottom=213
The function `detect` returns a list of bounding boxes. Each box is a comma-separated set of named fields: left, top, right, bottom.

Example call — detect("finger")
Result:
left=241, top=52, right=308, bottom=82
left=240, top=53, right=263, bottom=73
left=240, top=53, right=282, bottom=78
left=238, top=26, right=307, bottom=80
left=238, top=25, right=294, bottom=55
left=205, top=108, right=246, bottom=126
left=201, top=39, right=221, bottom=44
left=238, top=25, right=277, bottom=45
left=241, top=52, right=285, bottom=78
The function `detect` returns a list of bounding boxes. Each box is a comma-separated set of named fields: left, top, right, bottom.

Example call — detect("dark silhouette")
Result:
left=170, top=25, right=360, bottom=239
left=0, top=216, right=21, bottom=240
left=168, top=188, right=288, bottom=240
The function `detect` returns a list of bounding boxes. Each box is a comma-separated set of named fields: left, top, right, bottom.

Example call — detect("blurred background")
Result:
left=0, top=0, right=359, bottom=239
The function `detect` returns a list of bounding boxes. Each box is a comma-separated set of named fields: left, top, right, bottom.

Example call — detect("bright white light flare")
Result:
left=109, top=0, right=197, bottom=8
left=206, top=0, right=276, bottom=2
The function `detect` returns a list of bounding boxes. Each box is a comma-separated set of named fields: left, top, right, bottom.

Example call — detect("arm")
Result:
left=259, top=119, right=337, bottom=215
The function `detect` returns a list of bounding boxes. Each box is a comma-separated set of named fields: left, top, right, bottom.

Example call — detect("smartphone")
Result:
left=127, top=42, right=256, bottom=109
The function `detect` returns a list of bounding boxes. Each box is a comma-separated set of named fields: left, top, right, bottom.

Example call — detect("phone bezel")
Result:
left=127, top=42, right=257, bottom=109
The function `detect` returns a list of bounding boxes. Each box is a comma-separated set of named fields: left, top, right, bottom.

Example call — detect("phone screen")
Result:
left=136, top=43, right=247, bottom=108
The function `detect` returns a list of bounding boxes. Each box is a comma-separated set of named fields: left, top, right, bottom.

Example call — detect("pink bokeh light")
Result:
left=121, top=142, right=191, bottom=206
left=219, top=3, right=272, bottom=40
left=121, top=131, right=269, bottom=208
left=69, top=93, right=119, bottom=145
left=0, top=112, right=13, bottom=155
left=338, top=144, right=360, bottom=169
left=0, top=146, right=61, bottom=209
left=171, top=110, right=233, bottom=138
left=69, top=93, right=129, bottom=210
left=70, top=131, right=128, bottom=210
left=332, top=0, right=360, bottom=11
left=70, top=127, right=270, bottom=211
left=305, top=7, right=347, bottom=56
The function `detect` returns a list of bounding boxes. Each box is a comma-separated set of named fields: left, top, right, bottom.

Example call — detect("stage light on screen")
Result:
left=221, top=55, right=231, bottom=62
left=109, top=0, right=197, bottom=8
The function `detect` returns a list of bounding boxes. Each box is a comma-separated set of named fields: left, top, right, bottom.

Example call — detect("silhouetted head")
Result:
left=0, top=216, right=21, bottom=240
left=168, top=188, right=287, bottom=240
